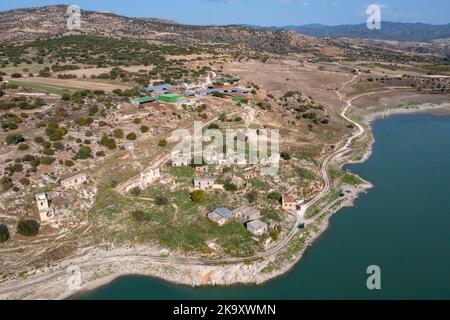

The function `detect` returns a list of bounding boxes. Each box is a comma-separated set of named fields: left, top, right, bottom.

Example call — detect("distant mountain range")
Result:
left=241, top=22, right=450, bottom=42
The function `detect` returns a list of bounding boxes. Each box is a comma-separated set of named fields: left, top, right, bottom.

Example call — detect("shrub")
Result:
left=140, top=125, right=149, bottom=133
left=280, top=152, right=292, bottom=161
left=113, top=129, right=124, bottom=139
left=191, top=190, right=206, bottom=203
left=64, top=160, right=75, bottom=167
left=53, top=142, right=64, bottom=150
left=34, top=136, right=45, bottom=144
left=208, top=123, right=220, bottom=130
left=76, top=146, right=92, bottom=159
left=158, top=139, right=167, bottom=147
left=40, top=156, right=55, bottom=165
left=130, top=187, right=141, bottom=196
left=268, top=192, right=282, bottom=202
left=131, top=210, right=145, bottom=222
left=100, top=135, right=116, bottom=150
left=18, top=143, right=29, bottom=151
left=17, top=220, right=40, bottom=237
left=19, top=178, right=30, bottom=186
left=0, top=177, right=13, bottom=191
left=0, top=224, right=9, bottom=242
left=126, top=132, right=137, bottom=141
left=155, top=196, right=168, bottom=206
left=224, top=182, right=238, bottom=192
left=7, top=122, right=18, bottom=130
left=6, top=134, right=25, bottom=145
left=245, top=191, right=258, bottom=203
left=88, top=106, right=99, bottom=116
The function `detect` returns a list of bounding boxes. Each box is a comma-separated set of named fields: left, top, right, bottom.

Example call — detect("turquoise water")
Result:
left=78, top=114, right=450, bottom=300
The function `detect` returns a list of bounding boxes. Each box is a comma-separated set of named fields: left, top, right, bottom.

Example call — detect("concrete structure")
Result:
left=61, top=173, right=87, bottom=188
left=233, top=205, right=261, bottom=222
left=194, top=178, right=215, bottom=191
left=172, top=156, right=190, bottom=167
left=242, top=208, right=261, bottom=221
left=242, top=171, right=258, bottom=180
left=208, top=211, right=228, bottom=226
left=144, top=84, right=174, bottom=93
left=123, top=141, right=135, bottom=151
left=125, top=168, right=160, bottom=192
left=208, top=208, right=235, bottom=226
left=195, top=166, right=209, bottom=174
left=183, top=90, right=196, bottom=96
left=247, top=220, right=268, bottom=236
left=35, top=192, right=54, bottom=222
left=282, top=195, right=297, bottom=211
left=130, top=96, right=157, bottom=107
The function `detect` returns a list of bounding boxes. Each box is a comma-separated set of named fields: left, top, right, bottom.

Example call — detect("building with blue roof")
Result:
left=144, top=84, right=174, bottom=93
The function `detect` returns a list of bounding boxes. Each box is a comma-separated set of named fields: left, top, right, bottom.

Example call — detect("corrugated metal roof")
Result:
left=247, top=220, right=267, bottom=229
left=144, top=84, right=174, bottom=92
left=214, top=208, right=235, bottom=219
left=130, top=96, right=157, bottom=104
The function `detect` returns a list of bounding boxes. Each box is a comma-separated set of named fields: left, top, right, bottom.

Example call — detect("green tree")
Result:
left=130, top=187, right=141, bottom=197
left=158, top=139, right=167, bottom=147
left=100, top=135, right=117, bottom=150
left=6, top=134, right=25, bottom=145
left=280, top=152, right=292, bottom=161
left=0, top=177, right=13, bottom=191
left=17, top=220, right=40, bottom=237
left=224, top=182, right=238, bottom=192
left=113, top=129, right=124, bottom=139
left=191, top=190, right=206, bottom=203
left=126, top=132, right=137, bottom=141
left=155, top=196, right=168, bottom=206
left=0, top=224, right=9, bottom=242
left=268, top=192, right=282, bottom=202
left=76, top=146, right=92, bottom=159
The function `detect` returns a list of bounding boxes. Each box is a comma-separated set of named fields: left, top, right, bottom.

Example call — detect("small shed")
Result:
left=247, top=220, right=268, bottom=236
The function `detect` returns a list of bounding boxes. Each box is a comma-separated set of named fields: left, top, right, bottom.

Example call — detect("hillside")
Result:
left=0, top=5, right=312, bottom=54
left=242, top=22, right=450, bottom=42
left=290, top=22, right=450, bottom=42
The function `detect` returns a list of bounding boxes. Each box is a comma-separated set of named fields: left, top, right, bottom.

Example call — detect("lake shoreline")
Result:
left=1, top=102, right=449, bottom=300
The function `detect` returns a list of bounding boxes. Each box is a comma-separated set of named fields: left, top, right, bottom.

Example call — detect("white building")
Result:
left=194, top=178, right=215, bottom=191
left=208, top=211, right=229, bottom=226
left=172, top=156, right=191, bottom=167
left=282, top=195, right=297, bottom=211
left=61, top=173, right=87, bottom=188
left=35, top=192, right=54, bottom=222
left=125, top=168, right=160, bottom=192
left=208, top=208, right=235, bottom=226
left=123, top=142, right=135, bottom=151
left=233, top=205, right=261, bottom=222
left=247, top=220, right=268, bottom=236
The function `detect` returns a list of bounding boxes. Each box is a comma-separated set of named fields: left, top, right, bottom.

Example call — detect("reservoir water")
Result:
left=78, top=114, right=450, bottom=300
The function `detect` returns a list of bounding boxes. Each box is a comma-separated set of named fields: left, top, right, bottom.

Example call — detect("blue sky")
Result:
left=1, top=0, right=449, bottom=26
